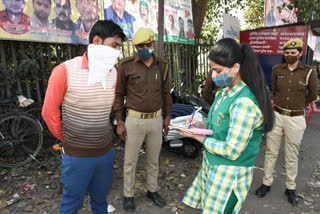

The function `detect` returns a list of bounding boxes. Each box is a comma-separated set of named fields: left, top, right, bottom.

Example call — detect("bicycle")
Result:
left=0, top=97, right=43, bottom=168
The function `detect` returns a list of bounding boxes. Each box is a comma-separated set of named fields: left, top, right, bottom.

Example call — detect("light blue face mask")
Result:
left=212, top=69, right=234, bottom=87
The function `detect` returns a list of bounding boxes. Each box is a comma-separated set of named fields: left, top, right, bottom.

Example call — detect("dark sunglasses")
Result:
left=136, top=42, right=153, bottom=49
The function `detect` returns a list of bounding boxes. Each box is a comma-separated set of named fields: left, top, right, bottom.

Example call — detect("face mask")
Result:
left=87, top=44, right=120, bottom=89
left=137, top=48, right=153, bottom=60
left=212, top=69, right=234, bottom=87
left=285, top=55, right=300, bottom=65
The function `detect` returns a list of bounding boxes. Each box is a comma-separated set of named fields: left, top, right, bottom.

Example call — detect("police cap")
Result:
left=132, top=28, right=155, bottom=45
left=282, top=38, right=303, bottom=50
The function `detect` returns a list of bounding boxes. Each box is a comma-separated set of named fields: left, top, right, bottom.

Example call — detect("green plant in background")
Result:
left=242, top=0, right=264, bottom=30
left=18, top=55, right=42, bottom=101
left=201, top=0, right=246, bottom=41
left=278, top=0, right=320, bottom=24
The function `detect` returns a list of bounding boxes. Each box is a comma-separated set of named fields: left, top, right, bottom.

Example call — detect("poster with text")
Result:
left=0, top=0, right=103, bottom=44
left=240, top=25, right=309, bottom=56
left=264, top=0, right=297, bottom=27
left=223, top=14, right=240, bottom=40
left=103, top=0, right=195, bottom=45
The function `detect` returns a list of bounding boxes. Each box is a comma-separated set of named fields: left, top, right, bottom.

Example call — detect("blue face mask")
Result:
left=137, top=48, right=153, bottom=60
left=212, top=70, right=234, bottom=87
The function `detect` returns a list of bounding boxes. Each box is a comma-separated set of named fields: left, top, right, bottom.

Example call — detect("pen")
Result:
left=188, top=109, right=196, bottom=129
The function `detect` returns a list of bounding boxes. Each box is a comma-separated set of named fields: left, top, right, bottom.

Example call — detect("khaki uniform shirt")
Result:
left=114, top=54, right=172, bottom=120
left=272, top=63, right=318, bottom=110
left=202, top=69, right=217, bottom=105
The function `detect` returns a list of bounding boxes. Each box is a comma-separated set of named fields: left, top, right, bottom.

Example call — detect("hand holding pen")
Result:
left=188, top=109, right=196, bottom=129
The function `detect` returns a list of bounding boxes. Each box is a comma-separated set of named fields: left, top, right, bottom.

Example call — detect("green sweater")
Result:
left=205, top=86, right=264, bottom=167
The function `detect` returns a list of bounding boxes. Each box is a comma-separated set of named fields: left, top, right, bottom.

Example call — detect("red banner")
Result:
left=240, top=25, right=309, bottom=56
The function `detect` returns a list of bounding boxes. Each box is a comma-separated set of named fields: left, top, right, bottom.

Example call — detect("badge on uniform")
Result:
left=277, top=75, right=286, bottom=79
left=215, top=112, right=224, bottom=126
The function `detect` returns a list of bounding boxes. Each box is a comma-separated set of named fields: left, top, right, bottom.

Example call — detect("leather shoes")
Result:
left=285, top=189, right=298, bottom=206
left=123, top=197, right=135, bottom=211
left=146, top=191, right=166, bottom=207
left=255, top=184, right=271, bottom=198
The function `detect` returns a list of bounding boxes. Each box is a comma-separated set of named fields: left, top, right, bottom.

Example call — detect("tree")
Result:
left=278, top=0, right=320, bottom=23
left=242, top=0, right=264, bottom=30
left=192, top=0, right=210, bottom=38
left=199, top=0, right=247, bottom=41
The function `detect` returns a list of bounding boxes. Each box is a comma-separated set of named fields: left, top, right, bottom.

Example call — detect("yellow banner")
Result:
left=0, top=0, right=103, bottom=44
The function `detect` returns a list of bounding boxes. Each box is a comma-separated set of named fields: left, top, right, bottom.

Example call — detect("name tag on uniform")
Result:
left=277, top=75, right=286, bottom=79
left=130, top=75, right=141, bottom=79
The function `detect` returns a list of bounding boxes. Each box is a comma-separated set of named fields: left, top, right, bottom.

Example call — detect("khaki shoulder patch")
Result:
left=119, top=56, right=135, bottom=65
left=272, top=63, right=285, bottom=71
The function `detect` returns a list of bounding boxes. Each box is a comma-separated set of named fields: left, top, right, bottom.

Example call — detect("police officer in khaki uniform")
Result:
left=256, top=38, right=318, bottom=205
left=114, top=28, right=172, bottom=211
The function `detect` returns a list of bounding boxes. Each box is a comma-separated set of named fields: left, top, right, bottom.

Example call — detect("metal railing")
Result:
left=0, top=40, right=213, bottom=101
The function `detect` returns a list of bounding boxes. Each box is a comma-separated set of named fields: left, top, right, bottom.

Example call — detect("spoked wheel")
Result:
left=0, top=113, right=43, bottom=168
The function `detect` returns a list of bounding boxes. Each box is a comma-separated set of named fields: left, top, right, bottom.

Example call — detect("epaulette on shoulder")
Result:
left=302, top=64, right=313, bottom=69
left=119, top=56, right=135, bottom=65
left=272, top=63, right=285, bottom=70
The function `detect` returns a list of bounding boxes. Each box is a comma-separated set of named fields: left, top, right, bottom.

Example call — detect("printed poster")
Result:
left=264, top=0, right=297, bottom=27
left=103, top=0, right=195, bottom=45
left=0, top=0, right=195, bottom=45
left=240, top=25, right=309, bottom=56
left=223, top=14, right=240, bottom=40
left=0, top=0, right=103, bottom=44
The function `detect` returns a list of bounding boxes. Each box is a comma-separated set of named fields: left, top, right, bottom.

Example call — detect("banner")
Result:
left=0, top=0, right=194, bottom=45
left=223, top=14, right=240, bottom=40
left=103, top=0, right=195, bottom=45
left=314, top=37, right=320, bottom=62
left=240, top=25, right=309, bottom=56
left=0, top=0, right=103, bottom=44
left=264, top=0, right=297, bottom=27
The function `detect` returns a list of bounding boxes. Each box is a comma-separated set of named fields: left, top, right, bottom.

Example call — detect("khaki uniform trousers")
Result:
left=123, top=114, right=163, bottom=197
left=263, top=111, right=306, bottom=189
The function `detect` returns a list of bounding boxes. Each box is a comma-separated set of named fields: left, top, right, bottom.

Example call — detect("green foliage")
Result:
left=278, top=0, right=320, bottom=23
left=201, top=0, right=319, bottom=40
left=200, top=0, right=246, bottom=41
left=242, top=0, right=264, bottom=30
left=18, top=57, right=40, bottom=79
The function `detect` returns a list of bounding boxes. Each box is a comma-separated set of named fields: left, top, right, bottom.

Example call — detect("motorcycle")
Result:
left=110, top=87, right=210, bottom=158
left=162, top=87, right=210, bottom=158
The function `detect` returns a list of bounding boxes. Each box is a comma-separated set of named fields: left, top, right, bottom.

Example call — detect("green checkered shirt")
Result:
left=183, top=81, right=264, bottom=214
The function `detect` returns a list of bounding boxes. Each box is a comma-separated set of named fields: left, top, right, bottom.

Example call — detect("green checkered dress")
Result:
left=183, top=82, right=264, bottom=214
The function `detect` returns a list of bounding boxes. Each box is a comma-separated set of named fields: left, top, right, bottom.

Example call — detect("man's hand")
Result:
left=116, top=120, right=127, bottom=141
left=163, top=116, right=170, bottom=136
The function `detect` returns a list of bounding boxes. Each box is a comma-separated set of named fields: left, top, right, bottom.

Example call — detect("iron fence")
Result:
left=0, top=40, right=213, bottom=102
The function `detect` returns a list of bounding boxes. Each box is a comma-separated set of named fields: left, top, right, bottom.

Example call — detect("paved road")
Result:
left=109, top=113, right=320, bottom=214
left=241, top=113, right=320, bottom=214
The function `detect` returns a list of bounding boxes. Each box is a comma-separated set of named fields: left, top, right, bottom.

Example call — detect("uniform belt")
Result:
left=273, top=105, right=304, bottom=117
left=127, top=109, right=162, bottom=119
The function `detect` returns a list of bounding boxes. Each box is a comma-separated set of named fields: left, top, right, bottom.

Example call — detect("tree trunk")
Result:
left=192, top=0, right=210, bottom=38
left=158, top=0, right=164, bottom=58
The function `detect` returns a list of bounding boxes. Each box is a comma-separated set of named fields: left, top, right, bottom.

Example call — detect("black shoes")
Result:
left=285, top=189, right=298, bottom=206
left=123, top=197, right=135, bottom=211
left=255, top=184, right=271, bottom=198
left=123, top=192, right=165, bottom=211
left=146, top=191, right=166, bottom=207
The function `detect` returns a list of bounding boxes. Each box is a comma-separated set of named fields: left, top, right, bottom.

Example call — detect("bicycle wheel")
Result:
left=0, top=113, right=43, bottom=168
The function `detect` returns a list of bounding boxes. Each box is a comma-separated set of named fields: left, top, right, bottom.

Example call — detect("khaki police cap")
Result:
left=282, top=38, right=303, bottom=50
left=132, top=28, right=155, bottom=45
